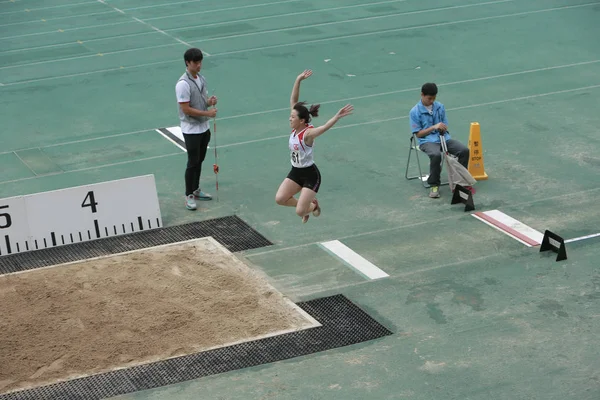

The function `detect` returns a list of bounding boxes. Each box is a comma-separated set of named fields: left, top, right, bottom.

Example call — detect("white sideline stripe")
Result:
left=1, top=60, right=599, bottom=154
left=125, top=0, right=299, bottom=12
left=0, top=0, right=400, bottom=40
left=472, top=210, right=544, bottom=247
left=319, top=240, right=388, bottom=280
left=207, top=2, right=599, bottom=57
left=0, top=0, right=509, bottom=41
left=565, top=232, right=600, bottom=244
left=2, top=83, right=600, bottom=185
left=0, top=1, right=94, bottom=15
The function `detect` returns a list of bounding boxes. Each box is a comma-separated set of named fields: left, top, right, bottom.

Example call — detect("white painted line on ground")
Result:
left=2, top=58, right=599, bottom=153
left=0, top=152, right=183, bottom=186
left=0, top=10, right=115, bottom=29
left=145, top=0, right=405, bottom=23
left=2, top=4, right=599, bottom=75
left=245, top=178, right=600, bottom=260
left=2, top=83, right=600, bottom=184
left=131, top=16, right=194, bottom=48
left=0, top=0, right=564, bottom=49
left=0, top=0, right=299, bottom=33
left=96, top=0, right=125, bottom=14
left=0, top=0, right=508, bottom=56
left=0, top=0, right=402, bottom=47
left=97, top=1, right=197, bottom=52
left=320, top=240, right=389, bottom=280
left=155, top=81, right=600, bottom=144
left=0, top=129, right=155, bottom=156
left=472, top=210, right=544, bottom=247
left=1, top=59, right=176, bottom=86
left=209, top=2, right=599, bottom=57
left=126, top=0, right=299, bottom=12
left=565, top=232, right=600, bottom=244
left=7, top=0, right=515, bottom=43
left=198, top=0, right=515, bottom=44
left=0, top=1, right=95, bottom=15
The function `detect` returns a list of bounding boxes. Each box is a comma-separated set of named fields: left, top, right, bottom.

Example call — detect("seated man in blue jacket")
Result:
left=409, top=82, right=471, bottom=198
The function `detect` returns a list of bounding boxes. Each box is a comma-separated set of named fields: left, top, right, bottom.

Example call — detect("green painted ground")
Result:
left=1, top=0, right=600, bottom=398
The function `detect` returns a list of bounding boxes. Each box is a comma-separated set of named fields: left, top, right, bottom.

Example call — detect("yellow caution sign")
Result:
left=467, top=122, right=488, bottom=180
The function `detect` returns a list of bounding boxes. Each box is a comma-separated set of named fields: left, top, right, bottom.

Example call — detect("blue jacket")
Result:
left=409, top=100, right=450, bottom=145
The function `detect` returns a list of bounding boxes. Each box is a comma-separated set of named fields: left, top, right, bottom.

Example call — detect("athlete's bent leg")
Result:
left=296, top=188, right=317, bottom=222
left=275, top=178, right=301, bottom=207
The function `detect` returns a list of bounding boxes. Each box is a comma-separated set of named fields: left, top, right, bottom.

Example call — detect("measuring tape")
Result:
left=0, top=175, right=162, bottom=256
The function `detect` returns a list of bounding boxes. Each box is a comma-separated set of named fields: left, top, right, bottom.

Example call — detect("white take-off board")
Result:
left=0, top=175, right=162, bottom=256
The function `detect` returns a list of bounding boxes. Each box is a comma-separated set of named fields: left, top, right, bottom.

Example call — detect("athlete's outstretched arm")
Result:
left=290, top=69, right=312, bottom=109
left=304, top=104, right=353, bottom=145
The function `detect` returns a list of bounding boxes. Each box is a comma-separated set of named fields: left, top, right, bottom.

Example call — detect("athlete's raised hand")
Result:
left=297, top=69, right=313, bottom=81
left=291, top=70, right=312, bottom=107
left=336, top=104, right=354, bottom=119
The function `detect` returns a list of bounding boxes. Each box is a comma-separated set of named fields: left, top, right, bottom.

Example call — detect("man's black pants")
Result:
left=183, top=129, right=211, bottom=196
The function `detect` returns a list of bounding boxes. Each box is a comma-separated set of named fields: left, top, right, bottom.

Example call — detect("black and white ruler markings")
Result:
left=0, top=175, right=163, bottom=256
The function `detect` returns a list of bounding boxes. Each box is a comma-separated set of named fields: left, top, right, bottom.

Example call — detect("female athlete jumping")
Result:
left=275, top=69, right=354, bottom=223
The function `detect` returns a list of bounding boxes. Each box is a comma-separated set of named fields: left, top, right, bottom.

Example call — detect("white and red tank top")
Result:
left=289, top=124, right=314, bottom=168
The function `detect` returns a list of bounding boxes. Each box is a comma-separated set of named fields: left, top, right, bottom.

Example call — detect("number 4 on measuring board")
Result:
left=81, top=191, right=98, bottom=213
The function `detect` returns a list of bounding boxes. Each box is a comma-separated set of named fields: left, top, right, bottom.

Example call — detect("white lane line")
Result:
left=565, top=233, right=600, bottom=244
left=320, top=240, right=389, bottom=280
left=1, top=83, right=600, bottom=184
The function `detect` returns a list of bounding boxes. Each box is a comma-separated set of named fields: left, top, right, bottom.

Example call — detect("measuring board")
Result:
left=0, top=175, right=162, bottom=256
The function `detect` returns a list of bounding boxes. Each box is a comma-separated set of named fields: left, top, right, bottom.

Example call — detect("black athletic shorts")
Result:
left=286, top=164, right=321, bottom=193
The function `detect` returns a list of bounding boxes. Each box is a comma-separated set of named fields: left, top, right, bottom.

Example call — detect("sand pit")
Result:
left=0, top=237, right=318, bottom=394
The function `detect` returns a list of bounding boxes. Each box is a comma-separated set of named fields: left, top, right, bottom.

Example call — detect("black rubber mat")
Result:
left=0, top=294, right=392, bottom=400
left=0, top=215, right=273, bottom=275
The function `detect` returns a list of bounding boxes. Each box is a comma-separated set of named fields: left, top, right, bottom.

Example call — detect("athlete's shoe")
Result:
left=312, top=198, right=321, bottom=217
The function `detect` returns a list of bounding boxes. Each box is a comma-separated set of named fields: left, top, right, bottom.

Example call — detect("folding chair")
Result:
left=405, top=133, right=448, bottom=188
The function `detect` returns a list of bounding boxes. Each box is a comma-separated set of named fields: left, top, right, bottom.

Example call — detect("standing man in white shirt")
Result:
left=176, top=48, right=218, bottom=210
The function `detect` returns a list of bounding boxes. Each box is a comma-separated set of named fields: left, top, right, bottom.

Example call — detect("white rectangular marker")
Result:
left=320, top=240, right=388, bottom=280
left=156, top=127, right=186, bottom=152
left=472, top=210, right=544, bottom=247
left=166, top=126, right=182, bottom=139
left=156, top=126, right=212, bottom=152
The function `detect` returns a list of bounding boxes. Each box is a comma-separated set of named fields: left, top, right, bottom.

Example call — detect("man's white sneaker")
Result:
left=186, top=194, right=197, bottom=210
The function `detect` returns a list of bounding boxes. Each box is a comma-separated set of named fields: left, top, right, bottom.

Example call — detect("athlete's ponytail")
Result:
left=294, top=101, right=320, bottom=123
